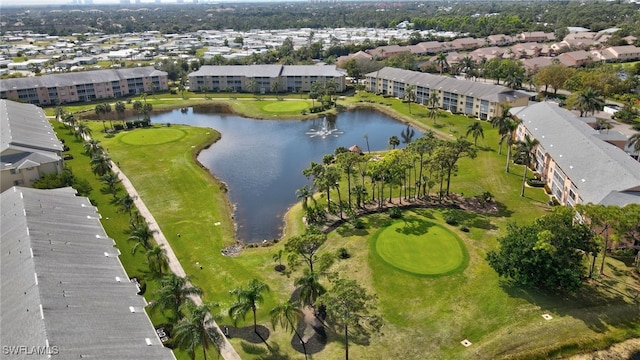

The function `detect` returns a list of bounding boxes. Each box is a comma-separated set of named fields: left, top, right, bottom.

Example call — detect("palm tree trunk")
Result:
left=345, top=323, right=349, bottom=360
left=253, top=306, right=258, bottom=333
left=600, top=237, right=608, bottom=275
left=505, top=144, right=512, bottom=173
left=521, top=165, right=527, bottom=197
left=290, top=319, right=308, bottom=360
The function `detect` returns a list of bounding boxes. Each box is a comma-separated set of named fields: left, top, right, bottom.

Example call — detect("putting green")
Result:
left=372, top=220, right=467, bottom=276
left=261, top=101, right=308, bottom=113
left=119, top=128, right=186, bottom=146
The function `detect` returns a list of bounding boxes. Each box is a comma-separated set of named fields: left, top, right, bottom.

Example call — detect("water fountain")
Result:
left=305, top=117, right=343, bottom=138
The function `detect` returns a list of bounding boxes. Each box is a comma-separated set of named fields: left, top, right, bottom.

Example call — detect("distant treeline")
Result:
left=1, top=1, right=639, bottom=38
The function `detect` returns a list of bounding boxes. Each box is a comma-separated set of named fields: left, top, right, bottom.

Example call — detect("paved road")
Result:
left=111, top=161, right=241, bottom=360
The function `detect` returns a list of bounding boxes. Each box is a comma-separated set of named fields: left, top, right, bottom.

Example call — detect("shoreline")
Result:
left=78, top=95, right=452, bottom=254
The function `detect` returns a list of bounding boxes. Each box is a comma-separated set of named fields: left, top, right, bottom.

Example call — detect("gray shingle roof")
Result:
left=1, top=187, right=175, bottom=360
left=190, top=64, right=284, bottom=77
left=0, top=100, right=63, bottom=154
left=365, top=67, right=530, bottom=103
left=511, top=102, right=640, bottom=206
left=189, top=64, right=346, bottom=78
left=0, top=67, right=166, bottom=92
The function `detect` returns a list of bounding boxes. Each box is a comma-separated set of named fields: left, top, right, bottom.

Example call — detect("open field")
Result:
left=54, top=93, right=640, bottom=360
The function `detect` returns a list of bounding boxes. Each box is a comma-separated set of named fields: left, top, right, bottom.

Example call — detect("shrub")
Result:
left=113, top=124, right=124, bottom=131
left=389, top=207, right=402, bottom=219
left=612, top=248, right=636, bottom=257
left=337, top=247, right=350, bottom=259
left=445, top=216, right=458, bottom=226
left=352, top=218, right=365, bottom=229
left=527, top=179, right=546, bottom=187
left=460, top=225, right=470, bottom=232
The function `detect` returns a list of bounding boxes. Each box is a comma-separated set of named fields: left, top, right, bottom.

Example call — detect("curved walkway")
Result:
left=111, top=161, right=241, bottom=360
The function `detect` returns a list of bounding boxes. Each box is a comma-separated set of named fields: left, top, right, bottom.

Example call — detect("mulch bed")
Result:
left=292, top=317, right=327, bottom=355
left=318, top=194, right=500, bottom=233
left=219, top=324, right=270, bottom=344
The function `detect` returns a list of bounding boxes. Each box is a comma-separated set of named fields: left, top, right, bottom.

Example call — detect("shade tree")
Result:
left=316, top=278, right=382, bottom=360
left=487, top=207, right=598, bottom=292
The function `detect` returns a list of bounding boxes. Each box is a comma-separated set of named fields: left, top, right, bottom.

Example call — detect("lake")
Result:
left=150, top=107, right=421, bottom=243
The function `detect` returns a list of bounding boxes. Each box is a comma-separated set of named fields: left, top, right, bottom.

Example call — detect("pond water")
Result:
left=150, top=107, right=421, bottom=243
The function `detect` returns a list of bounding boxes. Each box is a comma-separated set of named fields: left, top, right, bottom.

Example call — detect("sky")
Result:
left=0, top=0, right=229, bottom=5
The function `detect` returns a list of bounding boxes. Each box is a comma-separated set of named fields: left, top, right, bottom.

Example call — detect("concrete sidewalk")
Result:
left=111, top=161, right=241, bottom=360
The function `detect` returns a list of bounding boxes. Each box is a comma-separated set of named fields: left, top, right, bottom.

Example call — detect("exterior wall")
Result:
left=516, top=124, right=581, bottom=207
left=0, top=161, right=62, bottom=193
left=189, top=73, right=344, bottom=94
left=0, top=71, right=169, bottom=105
left=365, top=72, right=529, bottom=120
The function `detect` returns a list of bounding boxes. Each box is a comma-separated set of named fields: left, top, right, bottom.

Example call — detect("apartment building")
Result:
left=364, top=67, right=531, bottom=120
left=511, top=102, right=640, bottom=207
left=188, top=64, right=347, bottom=94
left=0, top=100, right=64, bottom=192
left=0, top=66, right=169, bottom=106
left=1, top=186, right=176, bottom=360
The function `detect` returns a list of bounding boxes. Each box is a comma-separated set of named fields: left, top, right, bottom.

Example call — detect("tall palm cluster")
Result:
left=299, top=132, right=477, bottom=226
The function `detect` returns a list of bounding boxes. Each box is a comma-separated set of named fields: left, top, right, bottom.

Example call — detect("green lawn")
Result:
left=372, top=219, right=467, bottom=276
left=52, top=93, right=640, bottom=360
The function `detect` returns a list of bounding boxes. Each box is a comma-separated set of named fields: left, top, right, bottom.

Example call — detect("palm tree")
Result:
left=490, top=106, right=514, bottom=155
left=575, top=87, right=605, bottom=117
left=103, top=103, right=113, bottom=129
left=427, top=92, right=440, bottom=124
left=100, top=171, right=121, bottom=197
left=83, top=139, right=103, bottom=157
left=54, top=105, right=65, bottom=120
left=90, top=154, right=112, bottom=176
left=596, top=118, right=613, bottom=133
left=95, top=103, right=106, bottom=130
left=152, top=274, right=203, bottom=320
left=173, top=302, right=222, bottom=360
left=296, top=184, right=314, bottom=211
left=294, top=269, right=325, bottom=307
left=75, top=122, right=92, bottom=140
left=503, top=119, right=520, bottom=173
left=515, top=135, right=540, bottom=197
left=388, top=135, right=400, bottom=149
left=352, top=184, right=368, bottom=208
left=504, top=71, right=523, bottom=89
left=465, top=122, right=484, bottom=147
left=400, top=125, right=415, bottom=144
left=434, top=52, right=449, bottom=75
left=142, top=103, right=153, bottom=121
left=228, top=278, right=270, bottom=334
left=133, top=100, right=143, bottom=120
left=270, top=301, right=307, bottom=360
left=115, top=101, right=126, bottom=123
left=403, top=84, right=416, bottom=113
left=460, top=56, right=475, bottom=78
left=63, top=113, right=76, bottom=132
left=128, top=220, right=155, bottom=254
left=115, top=193, right=135, bottom=218
left=146, top=245, right=169, bottom=277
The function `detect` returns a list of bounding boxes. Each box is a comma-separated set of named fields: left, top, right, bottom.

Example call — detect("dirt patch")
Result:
left=564, top=338, right=640, bottom=360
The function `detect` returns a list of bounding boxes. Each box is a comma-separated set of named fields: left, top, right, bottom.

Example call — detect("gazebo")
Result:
left=348, top=144, right=364, bottom=154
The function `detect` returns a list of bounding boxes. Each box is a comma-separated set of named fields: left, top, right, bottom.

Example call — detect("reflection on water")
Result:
left=149, top=107, right=421, bottom=243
